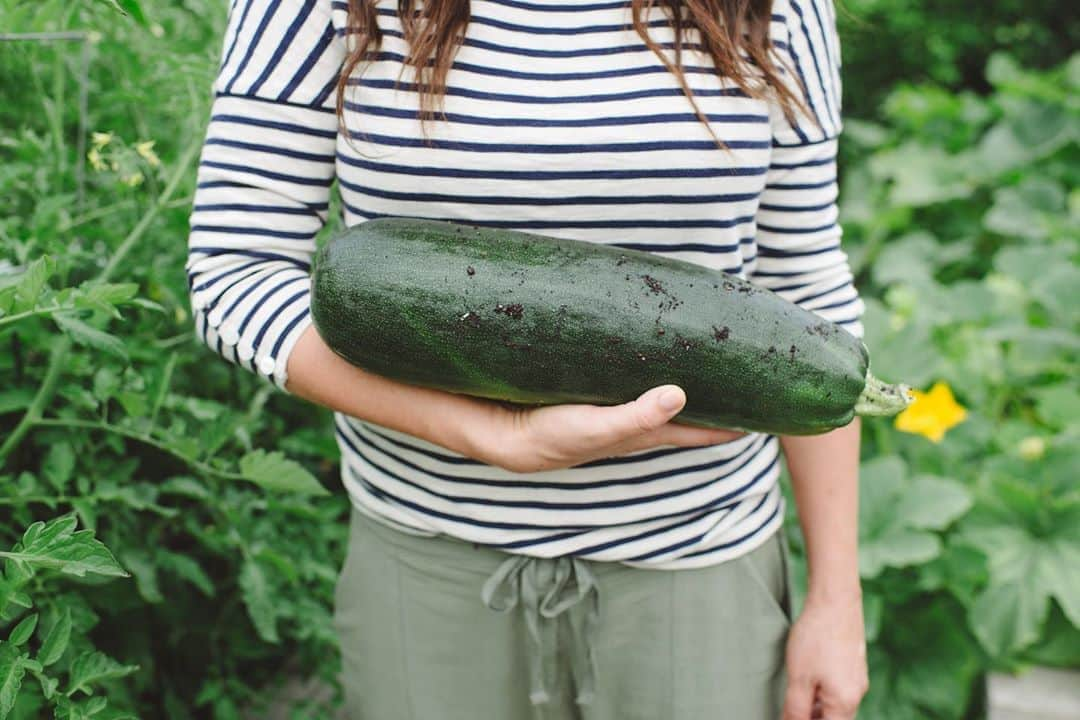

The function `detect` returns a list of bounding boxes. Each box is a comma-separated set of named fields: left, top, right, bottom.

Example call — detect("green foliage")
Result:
left=838, top=0, right=1078, bottom=118
left=1, top=0, right=1076, bottom=719
left=786, top=50, right=1078, bottom=720
left=1, top=0, right=346, bottom=717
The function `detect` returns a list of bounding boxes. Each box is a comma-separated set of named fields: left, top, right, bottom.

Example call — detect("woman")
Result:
left=187, top=0, right=868, bottom=717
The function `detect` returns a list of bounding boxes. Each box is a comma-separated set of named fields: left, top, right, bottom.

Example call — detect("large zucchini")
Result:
left=310, top=217, right=910, bottom=435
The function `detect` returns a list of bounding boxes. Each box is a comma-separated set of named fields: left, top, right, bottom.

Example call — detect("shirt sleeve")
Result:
left=186, top=0, right=344, bottom=390
left=750, top=0, right=865, bottom=339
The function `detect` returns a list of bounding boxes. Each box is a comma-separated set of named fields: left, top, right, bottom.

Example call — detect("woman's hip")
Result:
left=332, top=505, right=791, bottom=720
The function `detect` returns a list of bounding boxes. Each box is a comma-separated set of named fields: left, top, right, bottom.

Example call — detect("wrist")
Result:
left=805, top=575, right=863, bottom=608
left=453, top=398, right=519, bottom=468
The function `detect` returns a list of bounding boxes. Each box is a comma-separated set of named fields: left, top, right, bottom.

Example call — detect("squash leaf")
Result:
left=858, top=456, right=972, bottom=578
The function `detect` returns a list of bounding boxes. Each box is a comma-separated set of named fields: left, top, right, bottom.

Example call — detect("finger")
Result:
left=782, top=677, right=816, bottom=720
left=652, top=422, right=745, bottom=447
left=821, top=687, right=863, bottom=720
left=593, top=384, right=687, bottom=442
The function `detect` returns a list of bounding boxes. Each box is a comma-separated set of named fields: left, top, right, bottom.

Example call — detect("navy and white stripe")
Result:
left=187, top=0, right=863, bottom=569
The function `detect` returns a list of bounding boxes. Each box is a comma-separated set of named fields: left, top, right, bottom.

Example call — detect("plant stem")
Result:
left=148, top=352, right=178, bottom=430
left=99, top=139, right=200, bottom=282
left=0, top=339, right=70, bottom=462
left=31, top=418, right=247, bottom=482
left=0, top=139, right=200, bottom=463
left=0, top=306, right=61, bottom=329
left=0, top=495, right=72, bottom=506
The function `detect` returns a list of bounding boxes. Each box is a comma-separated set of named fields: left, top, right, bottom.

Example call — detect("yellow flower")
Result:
left=1017, top=436, right=1046, bottom=461
left=122, top=171, right=144, bottom=187
left=894, top=381, right=967, bottom=443
left=87, top=147, right=106, bottom=171
left=91, top=131, right=113, bottom=148
left=135, top=140, right=160, bottom=167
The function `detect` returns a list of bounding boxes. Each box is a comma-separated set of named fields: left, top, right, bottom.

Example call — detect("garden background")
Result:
left=1, top=0, right=1077, bottom=717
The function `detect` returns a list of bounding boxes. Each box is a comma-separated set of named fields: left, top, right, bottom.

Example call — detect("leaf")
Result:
left=76, top=282, right=139, bottom=317
left=118, top=550, right=162, bottom=604
left=983, top=177, right=1065, bottom=240
left=0, top=516, right=128, bottom=578
left=0, top=643, right=26, bottom=720
left=66, top=651, right=139, bottom=697
left=239, top=450, right=328, bottom=496
left=0, top=390, right=35, bottom=415
left=872, top=232, right=938, bottom=287
left=863, top=592, right=883, bottom=643
left=53, top=314, right=128, bottom=360
left=970, top=580, right=1045, bottom=657
left=896, top=475, right=973, bottom=530
left=11, top=256, right=52, bottom=313
left=6, top=614, right=37, bottom=646
left=95, top=0, right=147, bottom=25
left=37, top=607, right=71, bottom=667
left=861, top=300, right=944, bottom=388
left=238, top=559, right=280, bottom=644
left=890, top=602, right=981, bottom=717
left=31, top=668, right=59, bottom=701
left=857, top=457, right=970, bottom=578
left=158, top=476, right=210, bottom=500
left=42, top=443, right=75, bottom=494
left=961, top=521, right=1080, bottom=657
left=156, top=551, right=214, bottom=597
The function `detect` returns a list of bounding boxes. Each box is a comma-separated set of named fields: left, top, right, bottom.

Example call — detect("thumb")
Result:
left=782, top=677, right=816, bottom=720
left=635, top=384, right=686, bottom=428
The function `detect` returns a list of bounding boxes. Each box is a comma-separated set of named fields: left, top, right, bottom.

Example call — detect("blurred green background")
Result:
left=0, top=1, right=1077, bottom=718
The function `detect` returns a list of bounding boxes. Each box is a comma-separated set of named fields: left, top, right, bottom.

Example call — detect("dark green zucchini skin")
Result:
left=310, top=217, right=869, bottom=435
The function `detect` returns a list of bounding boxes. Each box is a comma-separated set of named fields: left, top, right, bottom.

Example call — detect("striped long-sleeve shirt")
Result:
left=187, top=0, right=864, bottom=569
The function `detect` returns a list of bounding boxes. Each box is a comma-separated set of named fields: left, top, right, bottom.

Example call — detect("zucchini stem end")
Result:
left=855, top=372, right=913, bottom=417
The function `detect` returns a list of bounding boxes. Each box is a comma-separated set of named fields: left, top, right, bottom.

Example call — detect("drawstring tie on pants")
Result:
left=480, top=554, right=600, bottom=707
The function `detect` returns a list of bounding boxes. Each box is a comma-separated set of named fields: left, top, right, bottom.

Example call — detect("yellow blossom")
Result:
left=122, top=171, right=145, bottom=187
left=894, top=381, right=967, bottom=443
left=87, top=147, right=106, bottom=171
left=1018, top=436, right=1046, bottom=461
left=91, top=131, right=113, bottom=148
left=135, top=140, right=160, bottom=167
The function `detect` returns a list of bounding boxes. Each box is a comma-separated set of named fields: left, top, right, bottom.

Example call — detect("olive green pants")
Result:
left=333, top=507, right=793, bottom=720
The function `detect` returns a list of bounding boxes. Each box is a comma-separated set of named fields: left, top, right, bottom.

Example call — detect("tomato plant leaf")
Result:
left=239, top=559, right=280, bottom=644
left=11, top=256, right=53, bottom=314
left=37, top=607, right=72, bottom=667
left=0, top=390, right=35, bottom=415
left=6, top=615, right=37, bottom=646
left=0, top=516, right=128, bottom=578
left=119, top=550, right=162, bottom=604
left=0, top=643, right=26, bottom=720
left=53, top=314, right=128, bottom=360
left=31, top=668, right=59, bottom=701
left=66, top=651, right=139, bottom=697
left=42, top=442, right=76, bottom=494
left=239, top=450, right=328, bottom=496
left=156, top=551, right=215, bottom=597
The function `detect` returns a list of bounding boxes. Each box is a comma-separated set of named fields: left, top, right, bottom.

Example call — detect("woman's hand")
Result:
left=482, top=385, right=744, bottom=473
left=782, top=591, right=869, bottom=720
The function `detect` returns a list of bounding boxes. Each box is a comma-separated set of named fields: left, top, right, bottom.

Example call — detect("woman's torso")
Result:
left=327, top=0, right=787, bottom=569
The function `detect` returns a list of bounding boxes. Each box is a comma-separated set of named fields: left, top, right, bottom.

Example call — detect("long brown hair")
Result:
left=335, top=0, right=807, bottom=147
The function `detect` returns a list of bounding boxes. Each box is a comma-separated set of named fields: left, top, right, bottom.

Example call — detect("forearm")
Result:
left=285, top=324, right=503, bottom=463
left=780, top=418, right=862, bottom=604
